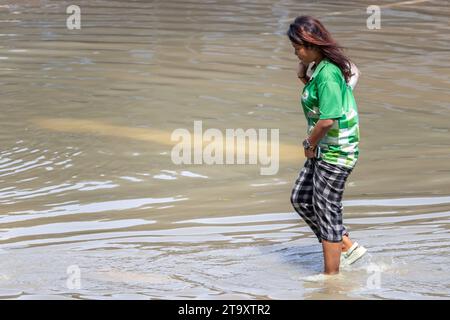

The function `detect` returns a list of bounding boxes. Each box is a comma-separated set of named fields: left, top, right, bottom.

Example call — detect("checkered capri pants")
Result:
left=290, top=158, right=354, bottom=243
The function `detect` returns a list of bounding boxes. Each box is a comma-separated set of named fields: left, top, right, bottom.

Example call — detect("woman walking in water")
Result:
left=288, top=16, right=366, bottom=275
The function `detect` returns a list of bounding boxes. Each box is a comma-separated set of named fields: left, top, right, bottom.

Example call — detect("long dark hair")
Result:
left=287, top=16, right=352, bottom=83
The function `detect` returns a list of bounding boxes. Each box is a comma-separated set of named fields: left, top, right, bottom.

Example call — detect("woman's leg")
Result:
left=312, top=160, right=353, bottom=274
left=322, top=240, right=342, bottom=274
left=290, top=159, right=322, bottom=241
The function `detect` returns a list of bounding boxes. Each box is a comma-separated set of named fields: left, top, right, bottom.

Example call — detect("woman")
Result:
left=287, top=16, right=367, bottom=275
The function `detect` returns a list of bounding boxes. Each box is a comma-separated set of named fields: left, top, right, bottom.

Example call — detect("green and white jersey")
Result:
left=301, top=59, right=360, bottom=168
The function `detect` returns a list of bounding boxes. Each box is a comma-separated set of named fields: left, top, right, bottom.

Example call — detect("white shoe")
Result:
left=341, top=242, right=367, bottom=266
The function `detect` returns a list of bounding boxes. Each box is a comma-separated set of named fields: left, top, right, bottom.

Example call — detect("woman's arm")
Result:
left=297, top=61, right=310, bottom=84
left=304, top=119, right=334, bottom=158
left=299, top=76, right=310, bottom=84
left=308, top=119, right=334, bottom=146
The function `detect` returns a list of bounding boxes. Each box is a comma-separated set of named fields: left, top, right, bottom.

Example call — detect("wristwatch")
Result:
left=302, top=138, right=315, bottom=151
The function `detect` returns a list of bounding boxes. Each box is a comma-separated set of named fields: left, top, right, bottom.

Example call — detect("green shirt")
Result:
left=301, top=59, right=360, bottom=168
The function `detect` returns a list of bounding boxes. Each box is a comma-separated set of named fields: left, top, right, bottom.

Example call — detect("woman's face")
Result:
left=292, top=42, right=319, bottom=64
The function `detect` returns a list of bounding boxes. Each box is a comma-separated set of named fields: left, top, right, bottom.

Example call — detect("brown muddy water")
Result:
left=0, top=0, right=449, bottom=300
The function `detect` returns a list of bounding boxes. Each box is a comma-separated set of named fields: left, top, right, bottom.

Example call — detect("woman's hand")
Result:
left=304, top=147, right=316, bottom=159
left=297, top=61, right=308, bottom=79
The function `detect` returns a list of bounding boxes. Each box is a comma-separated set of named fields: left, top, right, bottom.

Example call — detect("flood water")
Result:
left=0, top=0, right=449, bottom=299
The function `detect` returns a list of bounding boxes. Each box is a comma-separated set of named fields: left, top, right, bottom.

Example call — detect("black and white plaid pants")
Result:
left=290, top=158, right=354, bottom=243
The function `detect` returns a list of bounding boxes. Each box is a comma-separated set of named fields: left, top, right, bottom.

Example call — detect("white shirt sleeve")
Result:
left=348, top=62, right=360, bottom=90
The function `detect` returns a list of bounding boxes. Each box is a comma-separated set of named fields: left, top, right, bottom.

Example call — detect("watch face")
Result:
left=303, top=140, right=309, bottom=148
